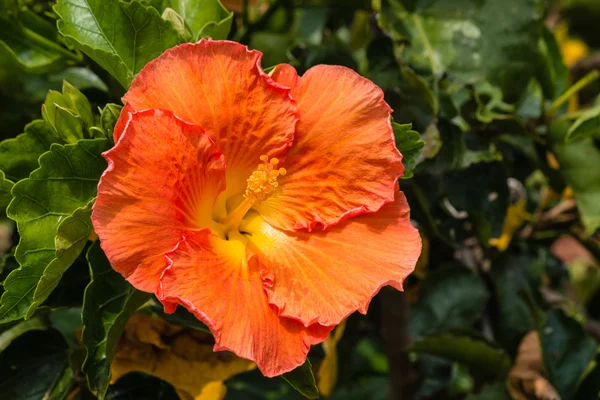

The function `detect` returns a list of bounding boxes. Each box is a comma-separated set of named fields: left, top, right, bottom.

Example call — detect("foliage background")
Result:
left=1, top=0, right=600, bottom=399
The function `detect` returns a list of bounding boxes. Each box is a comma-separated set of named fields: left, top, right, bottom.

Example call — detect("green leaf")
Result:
left=46, top=362, right=75, bottom=400
left=0, top=170, right=13, bottom=216
left=355, top=338, right=389, bottom=373
left=409, top=333, right=511, bottom=379
left=410, top=265, right=489, bottom=338
left=396, top=66, right=439, bottom=130
left=444, top=161, right=509, bottom=240
left=42, top=81, right=95, bottom=143
left=0, top=329, right=71, bottom=400
left=31, top=201, right=96, bottom=310
left=365, top=37, right=403, bottom=91
left=551, top=118, right=600, bottom=235
left=328, top=376, right=390, bottom=400
left=376, top=0, right=544, bottom=97
left=0, top=119, right=59, bottom=182
left=535, top=26, right=568, bottom=101
left=539, top=309, right=598, bottom=399
left=365, top=38, right=438, bottom=130
left=106, top=373, right=179, bottom=400
left=0, top=9, right=81, bottom=84
left=566, top=104, right=600, bottom=142
left=161, top=0, right=233, bottom=40
left=0, top=16, right=64, bottom=76
left=0, top=315, right=48, bottom=353
left=250, top=32, right=292, bottom=68
left=575, top=354, right=600, bottom=400
left=49, top=67, right=110, bottom=93
left=162, top=8, right=193, bottom=42
left=281, top=358, right=319, bottom=399
left=490, top=250, right=549, bottom=352
left=82, top=241, right=151, bottom=399
left=54, top=0, right=181, bottom=88
left=0, top=0, right=19, bottom=19
left=392, top=122, right=424, bottom=179
left=44, top=251, right=91, bottom=310
left=472, top=81, right=514, bottom=124
left=49, top=308, right=84, bottom=348
left=292, top=7, right=327, bottom=45
left=0, top=139, right=109, bottom=323
left=0, top=81, right=96, bottom=181
left=100, top=103, right=123, bottom=140
left=427, top=120, right=467, bottom=171
left=0, top=252, right=18, bottom=290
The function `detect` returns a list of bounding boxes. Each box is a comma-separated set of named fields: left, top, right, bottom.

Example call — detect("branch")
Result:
left=571, top=52, right=600, bottom=78
left=585, top=318, right=600, bottom=342
left=380, top=288, right=417, bottom=400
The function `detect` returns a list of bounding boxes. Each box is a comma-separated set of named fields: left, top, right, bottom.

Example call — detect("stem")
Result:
left=22, top=26, right=82, bottom=62
left=0, top=316, right=47, bottom=352
left=570, top=52, right=600, bottom=77
left=547, top=70, right=600, bottom=117
left=242, top=0, right=250, bottom=27
left=381, top=288, right=417, bottom=400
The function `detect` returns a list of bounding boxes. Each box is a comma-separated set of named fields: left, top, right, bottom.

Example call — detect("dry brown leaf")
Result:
left=0, top=221, right=13, bottom=255
left=551, top=235, right=600, bottom=304
left=220, top=0, right=259, bottom=13
left=551, top=235, right=597, bottom=267
left=111, top=312, right=255, bottom=400
left=506, top=331, right=561, bottom=400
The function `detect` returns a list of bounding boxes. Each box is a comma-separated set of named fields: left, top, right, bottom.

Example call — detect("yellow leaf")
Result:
left=317, top=320, right=347, bottom=397
left=506, top=331, right=561, bottom=400
left=562, top=38, right=589, bottom=67
left=555, top=23, right=589, bottom=68
left=176, top=382, right=227, bottom=400
left=490, top=198, right=531, bottom=251
left=111, top=312, right=255, bottom=400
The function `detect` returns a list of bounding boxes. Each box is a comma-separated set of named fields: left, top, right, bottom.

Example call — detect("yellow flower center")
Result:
left=218, top=155, right=285, bottom=239
left=245, top=155, right=287, bottom=201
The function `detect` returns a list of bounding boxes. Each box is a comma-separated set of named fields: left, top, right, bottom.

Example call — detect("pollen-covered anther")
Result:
left=245, top=155, right=287, bottom=201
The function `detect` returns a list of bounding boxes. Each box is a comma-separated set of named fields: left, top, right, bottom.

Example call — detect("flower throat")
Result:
left=219, top=155, right=286, bottom=238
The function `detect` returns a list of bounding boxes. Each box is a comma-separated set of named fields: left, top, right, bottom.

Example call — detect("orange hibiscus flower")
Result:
left=92, top=39, right=421, bottom=377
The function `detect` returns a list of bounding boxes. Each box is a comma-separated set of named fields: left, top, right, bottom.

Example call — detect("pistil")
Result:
left=220, top=196, right=255, bottom=235
left=219, top=155, right=286, bottom=238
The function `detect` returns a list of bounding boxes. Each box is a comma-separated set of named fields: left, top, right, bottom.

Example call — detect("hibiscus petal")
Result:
left=246, top=192, right=421, bottom=327
left=112, top=103, right=134, bottom=143
left=158, top=231, right=332, bottom=377
left=256, top=65, right=404, bottom=231
left=92, top=109, right=226, bottom=292
left=120, top=39, right=296, bottom=197
left=269, top=63, right=299, bottom=88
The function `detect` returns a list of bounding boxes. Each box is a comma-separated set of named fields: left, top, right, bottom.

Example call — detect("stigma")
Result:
left=244, top=155, right=287, bottom=201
